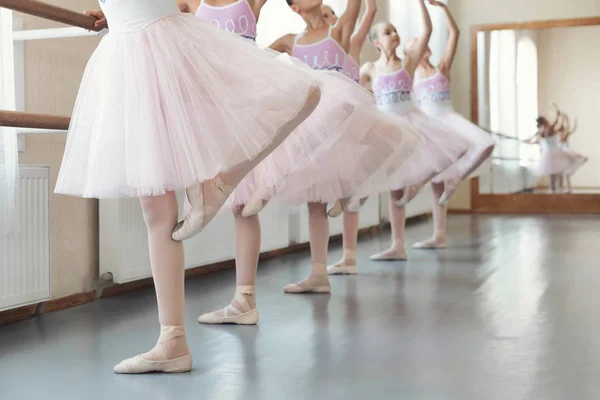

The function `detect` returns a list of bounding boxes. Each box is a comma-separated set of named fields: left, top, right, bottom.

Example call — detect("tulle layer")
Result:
left=560, top=145, right=587, bottom=176
left=429, top=111, right=495, bottom=183
left=538, top=148, right=580, bottom=176
left=356, top=108, right=470, bottom=194
left=230, top=68, right=422, bottom=206
left=55, top=14, right=320, bottom=198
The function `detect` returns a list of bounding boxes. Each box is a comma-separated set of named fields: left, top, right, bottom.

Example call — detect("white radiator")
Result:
left=0, top=166, right=50, bottom=311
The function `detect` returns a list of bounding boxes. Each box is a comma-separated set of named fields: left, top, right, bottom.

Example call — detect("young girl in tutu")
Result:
left=251, top=0, right=422, bottom=293
left=527, top=109, right=576, bottom=193
left=55, top=0, right=323, bottom=373
left=320, top=0, right=380, bottom=275
left=410, top=0, right=494, bottom=249
left=358, top=2, right=470, bottom=262
left=557, top=113, right=587, bottom=192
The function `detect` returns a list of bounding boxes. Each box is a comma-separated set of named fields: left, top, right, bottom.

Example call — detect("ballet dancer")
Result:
left=359, top=3, right=470, bottom=263
left=322, top=0, right=379, bottom=275
left=410, top=0, right=494, bottom=249
left=526, top=106, right=573, bottom=193
left=55, top=0, right=322, bottom=373
left=175, top=0, right=272, bottom=325
left=557, top=113, right=587, bottom=192
left=256, top=0, right=421, bottom=293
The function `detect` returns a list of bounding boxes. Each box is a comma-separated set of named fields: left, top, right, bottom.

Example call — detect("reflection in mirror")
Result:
left=477, top=25, right=598, bottom=195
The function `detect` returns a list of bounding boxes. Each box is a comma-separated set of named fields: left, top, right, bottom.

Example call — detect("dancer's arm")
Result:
left=83, top=9, right=107, bottom=30
left=429, top=0, right=459, bottom=78
left=177, top=0, right=201, bottom=14
left=404, top=0, right=433, bottom=77
left=349, top=0, right=378, bottom=56
left=269, top=34, right=296, bottom=55
left=550, top=103, right=562, bottom=133
left=334, top=0, right=362, bottom=45
left=359, top=62, right=375, bottom=92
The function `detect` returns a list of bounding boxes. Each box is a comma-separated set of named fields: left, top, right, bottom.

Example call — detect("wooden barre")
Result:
left=0, top=110, right=70, bottom=130
left=0, top=0, right=102, bottom=32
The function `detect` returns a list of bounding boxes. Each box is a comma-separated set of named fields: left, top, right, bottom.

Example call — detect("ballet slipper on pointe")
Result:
left=241, top=194, right=269, bottom=218
left=328, top=197, right=367, bottom=218
left=113, top=325, right=192, bottom=374
left=198, top=285, right=259, bottom=325
left=172, top=176, right=233, bottom=241
left=438, top=178, right=461, bottom=206
left=394, top=184, right=423, bottom=208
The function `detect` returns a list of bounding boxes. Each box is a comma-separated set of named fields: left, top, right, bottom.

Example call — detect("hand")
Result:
left=84, top=9, right=107, bottom=30
left=427, top=0, right=446, bottom=7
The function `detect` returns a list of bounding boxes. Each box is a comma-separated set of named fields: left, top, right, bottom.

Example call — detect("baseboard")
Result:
left=0, top=214, right=430, bottom=326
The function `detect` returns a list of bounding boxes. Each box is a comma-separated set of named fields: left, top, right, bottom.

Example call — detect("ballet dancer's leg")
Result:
left=173, top=87, right=322, bottom=240
left=198, top=207, right=260, bottom=325
left=284, top=202, right=331, bottom=293
left=413, top=182, right=448, bottom=249
left=328, top=210, right=359, bottom=275
left=370, top=190, right=408, bottom=261
left=114, top=192, right=191, bottom=374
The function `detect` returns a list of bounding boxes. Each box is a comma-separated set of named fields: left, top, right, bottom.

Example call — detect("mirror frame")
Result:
left=468, top=16, right=600, bottom=214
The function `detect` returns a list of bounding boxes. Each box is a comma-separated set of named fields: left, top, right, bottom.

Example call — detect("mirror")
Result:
left=475, top=24, right=599, bottom=196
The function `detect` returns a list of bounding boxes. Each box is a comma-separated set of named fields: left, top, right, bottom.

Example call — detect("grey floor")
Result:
left=1, top=215, right=600, bottom=400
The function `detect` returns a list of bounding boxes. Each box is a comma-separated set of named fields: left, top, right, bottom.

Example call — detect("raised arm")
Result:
left=334, top=0, right=362, bottom=44
left=349, top=0, right=378, bottom=54
left=269, top=34, right=296, bottom=55
left=404, top=0, right=433, bottom=77
left=359, top=62, right=375, bottom=91
left=429, top=0, right=459, bottom=76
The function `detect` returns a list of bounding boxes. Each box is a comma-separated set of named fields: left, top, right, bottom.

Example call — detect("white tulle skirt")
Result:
left=247, top=70, right=422, bottom=206
left=55, top=14, right=321, bottom=198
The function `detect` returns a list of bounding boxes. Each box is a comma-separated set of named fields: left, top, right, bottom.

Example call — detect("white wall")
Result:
left=537, top=25, right=600, bottom=187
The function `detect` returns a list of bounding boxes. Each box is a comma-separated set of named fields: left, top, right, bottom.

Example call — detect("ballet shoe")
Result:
left=198, top=286, right=259, bottom=325
left=284, top=274, right=331, bottom=294
left=394, top=185, right=422, bottom=208
left=327, top=199, right=348, bottom=218
left=241, top=195, right=269, bottom=218
left=412, top=237, right=447, bottom=249
left=438, top=178, right=460, bottom=206
left=369, top=246, right=407, bottom=261
left=172, top=177, right=233, bottom=241
left=113, top=325, right=192, bottom=374
left=327, top=262, right=357, bottom=275
left=327, top=249, right=357, bottom=275
left=347, top=197, right=368, bottom=212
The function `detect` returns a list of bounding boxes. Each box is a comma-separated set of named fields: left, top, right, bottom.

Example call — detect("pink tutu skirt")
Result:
left=231, top=69, right=422, bottom=206
left=352, top=107, right=470, bottom=195
left=560, top=143, right=587, bottom=176
left=55, top=14, right=321, bottom=198
left=429, top=111, right=495, bottom=183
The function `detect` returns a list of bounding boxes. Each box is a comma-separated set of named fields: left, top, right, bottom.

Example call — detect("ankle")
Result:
left=234, top=285, right=256, bottom=310
left=342, top=248, right=356, bottom=263
left=392, top=240, right=405, bottom=250
left=311, top=263, right=327, bottom=275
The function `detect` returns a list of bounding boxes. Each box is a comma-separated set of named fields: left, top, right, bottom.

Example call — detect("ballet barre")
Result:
left=0, top=110, right=70, bottom=131
left=13, top=27, right=105, bottom=42
left=0, top=0, right=102, bottom=32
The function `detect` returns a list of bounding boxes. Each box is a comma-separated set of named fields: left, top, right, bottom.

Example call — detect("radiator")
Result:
left=0, top=166, right=50, bottom=311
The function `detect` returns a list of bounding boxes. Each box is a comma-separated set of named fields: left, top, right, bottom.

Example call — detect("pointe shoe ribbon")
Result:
left=172, top=177, right=234, bottom=241
left=198, top=286, right=259, bottom=325
left=113, top=325, right=192, bottom=374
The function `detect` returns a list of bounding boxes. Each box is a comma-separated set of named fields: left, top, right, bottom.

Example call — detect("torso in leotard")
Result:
left=413, top=71, right=453, bottom=116
left=371, top=67, right=415, bottom=115
left=541, top=134, right=560, bottom=151
left=292, top=28, right=346, bottom=72
left=342, top=55, right=360, bottom=83
left=100, top=0, right=180, bottom=32
left=196, top=0, right=257, bottom=40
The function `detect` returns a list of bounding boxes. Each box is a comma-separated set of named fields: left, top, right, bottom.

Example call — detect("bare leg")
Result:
left=198, top=207, right=260, bottom=325
left=114, top=193, right=191, bottom=374
left=284, top=202, right=331, bottom=293
left=370, top=190, right=407, bottom=261
left=328, top=210, right=359, bottom=275
left=413, top=182, right=448, bottom=249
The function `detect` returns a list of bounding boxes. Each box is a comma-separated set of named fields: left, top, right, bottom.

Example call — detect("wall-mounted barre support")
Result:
left=0, top=0, right=102, bottom=32
left=0, top=110, right=70, bottom=130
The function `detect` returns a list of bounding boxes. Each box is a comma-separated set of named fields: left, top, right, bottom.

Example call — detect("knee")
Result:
left=307, top=202, right=327, bottom=216
left=140, top=196, right=178, bottom=229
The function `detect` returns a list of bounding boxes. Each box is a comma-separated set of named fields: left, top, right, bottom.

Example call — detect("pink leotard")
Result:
left=196, top=0, right=257, bottom=40
left=292, top=28, right=346, bottom=72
